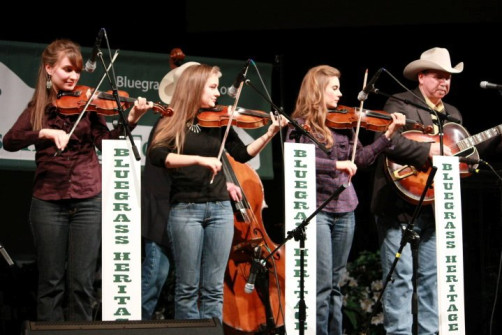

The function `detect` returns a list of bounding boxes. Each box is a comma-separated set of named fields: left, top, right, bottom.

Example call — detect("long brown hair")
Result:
left=150, top=64, right=221, bottom=154
left=292, top=65, right=340, bottom=148
left=30, top=39, right=83, bottom=131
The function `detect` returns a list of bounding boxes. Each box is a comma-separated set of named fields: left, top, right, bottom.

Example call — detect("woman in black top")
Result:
left=149, top=63, right=286, bottom=321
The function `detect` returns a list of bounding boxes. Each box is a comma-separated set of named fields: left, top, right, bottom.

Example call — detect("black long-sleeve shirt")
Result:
left=149, top=126, right=253, bottom=204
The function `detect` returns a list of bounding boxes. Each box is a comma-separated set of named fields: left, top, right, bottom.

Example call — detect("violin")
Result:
left=327, top=105, right=432, bottom=133
left=197, top=105, right=271, bottom=129
left=55, top=85, right=172, bottom=117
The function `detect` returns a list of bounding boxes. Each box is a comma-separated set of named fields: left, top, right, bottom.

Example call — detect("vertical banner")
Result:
left=433, top=156, right=466, bottom=334
left=101, top=139, right=142, bottom=320
left=284, top=142, right=317, bottom=335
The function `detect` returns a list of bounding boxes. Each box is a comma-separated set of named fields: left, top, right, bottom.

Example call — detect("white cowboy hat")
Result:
left=158, top=61, right=200, bottom=104
left=403, top=47, right=464, bottom=81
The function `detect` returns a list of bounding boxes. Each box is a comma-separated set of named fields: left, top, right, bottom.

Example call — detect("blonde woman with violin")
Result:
left=285, top=65, right=405, bottom=335
left=148, top=63, right=287, bottom=321
left=3, top=39, right=151, bottom=321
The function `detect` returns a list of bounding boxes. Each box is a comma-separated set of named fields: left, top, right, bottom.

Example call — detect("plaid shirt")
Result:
left=286, top=120, right=391, bottom=213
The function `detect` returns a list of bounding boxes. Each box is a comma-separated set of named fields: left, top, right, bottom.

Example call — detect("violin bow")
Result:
left=348, top=69, right=369, bottom=183
left=210, top=63, right=249, bottom=184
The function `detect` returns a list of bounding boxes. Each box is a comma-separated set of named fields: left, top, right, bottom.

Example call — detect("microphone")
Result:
left=228, top=59, right=251, bottom=98
left=358, top=68, right=384, bottom=101
left=480, top=81, right=502, bottom=90
left=244, top=246, right=263, bottom=294
left=458, top=156, right=484, bottom=165
left=84, top=28, right=105, bottom=73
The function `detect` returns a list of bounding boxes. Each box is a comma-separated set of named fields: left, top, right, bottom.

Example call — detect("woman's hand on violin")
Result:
left=383, top=112, right=406, bottom=139
left=266, top=112, right=288, bottom=137
left=335, top=160, right=358, bottom=177
left=39, top=129, right=69, bottom=150
left=247, top=112, right=288, bottom=157
left=226, top=182, right=243, bottom=201
left=128, top=97, right=153, bottom=124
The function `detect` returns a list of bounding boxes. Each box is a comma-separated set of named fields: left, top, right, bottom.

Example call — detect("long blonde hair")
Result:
left=30, top=39, right=83, bottom=131
left=292, top=65, right=340, bottom=148
left=150, top=64, right=221, bottom=153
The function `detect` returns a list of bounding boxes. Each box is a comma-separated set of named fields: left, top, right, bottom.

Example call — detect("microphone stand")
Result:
left=245, top=76, right=344, bottom=334
left=95, top=30, right=141, bottom=161
left=258, top=179, right=348, bottom=335
left=371, top=87, right=460, bottom=124
left=362, top=76, right=455, bottom=333
left=371, top=86, right=454, bottom=156
left=256, top=124, right=348, bottom=335
left=244, top=79, right=330, bottom=155
left=362, top=166, right=438, bottom=335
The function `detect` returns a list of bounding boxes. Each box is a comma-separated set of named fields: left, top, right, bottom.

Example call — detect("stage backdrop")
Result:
left=0, top=40, right=275, bottom=178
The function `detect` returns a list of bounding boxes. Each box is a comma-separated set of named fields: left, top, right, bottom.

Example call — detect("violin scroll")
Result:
left=153, top=104, right=173, bottom=117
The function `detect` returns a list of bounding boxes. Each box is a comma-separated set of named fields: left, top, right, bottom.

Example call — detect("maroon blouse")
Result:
left=3, top=104, right=136, bottom=201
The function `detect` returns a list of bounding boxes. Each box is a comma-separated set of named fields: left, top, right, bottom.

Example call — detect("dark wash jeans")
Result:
left=30, top=195, right=101, bottom=321
left=141, top=240, right=170, bottom=320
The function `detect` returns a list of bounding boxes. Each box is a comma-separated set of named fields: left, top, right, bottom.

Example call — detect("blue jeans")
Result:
left=167, top=201, right=234, bottom=321
left=141, top=240, right=170, bottom=320
left=376, top=209, right=438, bottom=335
left=316, top=211, right=355, bottom=335
left=30, top=195, right=101, bottom=321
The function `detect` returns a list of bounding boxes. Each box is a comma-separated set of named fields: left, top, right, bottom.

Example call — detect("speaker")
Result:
left=23, top=318, right=224, bottom=335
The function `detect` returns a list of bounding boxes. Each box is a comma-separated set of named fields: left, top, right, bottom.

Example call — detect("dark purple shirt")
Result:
left=286, top=120, right=391, bottom=213
left=3, top=104, right=134, bottom=201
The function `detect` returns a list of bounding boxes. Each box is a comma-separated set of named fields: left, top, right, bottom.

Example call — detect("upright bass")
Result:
left=222, top=154, right=285, bottom=334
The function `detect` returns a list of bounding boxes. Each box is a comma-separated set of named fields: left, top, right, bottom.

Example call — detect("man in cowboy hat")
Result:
left=370, top=47, right=463, bottom=334
left=158, top=61, right=201, bottom=105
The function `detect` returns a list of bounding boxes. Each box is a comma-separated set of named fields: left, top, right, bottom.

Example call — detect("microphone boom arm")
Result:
left=372, top=88, right=461, bottom=123
left=244, top=79, right=330, bottom=154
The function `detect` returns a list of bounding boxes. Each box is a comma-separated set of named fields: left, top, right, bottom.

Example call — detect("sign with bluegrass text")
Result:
left=284, top=142, right=317, bottom=335
left=101, top=139, right=142, bottom=320
left=433, top=156, right=466, bottom=334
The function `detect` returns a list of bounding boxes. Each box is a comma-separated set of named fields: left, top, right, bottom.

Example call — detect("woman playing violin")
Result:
left=3, top=39, right=151, bottom=321
left=285, top=65, right=405, bottom=335
left=148, top=63, right=287, bottom=321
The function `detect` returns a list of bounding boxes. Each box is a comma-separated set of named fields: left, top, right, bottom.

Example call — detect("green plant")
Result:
left=341, top=250, right=385, bottom=335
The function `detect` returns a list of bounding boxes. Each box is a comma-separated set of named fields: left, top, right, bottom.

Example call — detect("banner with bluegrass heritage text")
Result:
left=0, top=40, right=274, bottom=178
